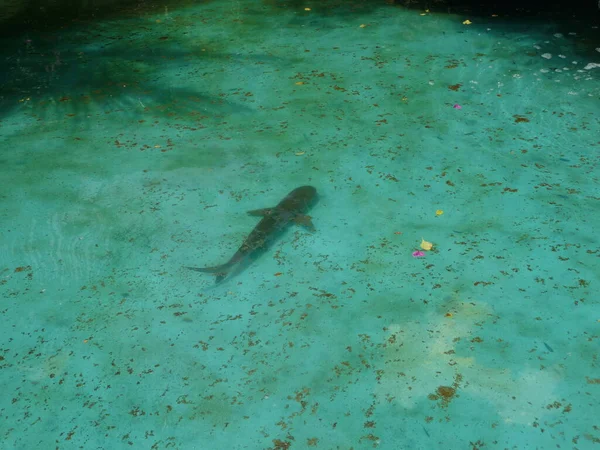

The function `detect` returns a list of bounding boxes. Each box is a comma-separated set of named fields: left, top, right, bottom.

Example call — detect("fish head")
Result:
left=282, top=185, right=318, bottom=212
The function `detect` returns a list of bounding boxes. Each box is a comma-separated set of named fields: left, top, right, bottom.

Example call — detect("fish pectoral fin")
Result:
left=294, top=214, right=315, bottom=232
left=247, top=208, right=275, bottom=217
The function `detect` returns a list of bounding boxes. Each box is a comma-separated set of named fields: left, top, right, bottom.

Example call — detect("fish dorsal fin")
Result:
left=294, top=214, right=315, bottom=232
left=247, top=208, right=275, bottom=217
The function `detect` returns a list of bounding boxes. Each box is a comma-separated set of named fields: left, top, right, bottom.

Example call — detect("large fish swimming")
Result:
left=186, top=186, right=318, bottom=283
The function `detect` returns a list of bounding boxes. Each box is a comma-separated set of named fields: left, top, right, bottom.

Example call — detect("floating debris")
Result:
left=420, top=238, right=433, bottom=251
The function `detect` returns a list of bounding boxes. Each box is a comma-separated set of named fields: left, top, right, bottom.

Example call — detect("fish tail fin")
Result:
left=185, top=265, right=227, bottom=274
left=186, top=251, right=244, bottom=284
left=185, top=262, right=235, bottom=283
left=215, top=273, right=226, bottom=284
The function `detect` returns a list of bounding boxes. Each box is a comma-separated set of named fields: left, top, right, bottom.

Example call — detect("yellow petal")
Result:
left=420, top=238, right=433, bottom=251
left=463, top=19, right=472, bottom=25
left=435, top=209, right=444, bottom=216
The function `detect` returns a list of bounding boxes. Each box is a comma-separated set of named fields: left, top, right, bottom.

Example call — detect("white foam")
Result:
left=584, top=63, right=600, bottom=70
left=541, top=53, right=552, bottom=59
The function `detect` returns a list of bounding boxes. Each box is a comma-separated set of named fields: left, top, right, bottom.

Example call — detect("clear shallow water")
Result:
left=1, top=0, right=599, bottom=449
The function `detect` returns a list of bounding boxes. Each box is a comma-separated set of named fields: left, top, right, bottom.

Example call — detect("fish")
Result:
left=186, top=186, right=318, bottom=283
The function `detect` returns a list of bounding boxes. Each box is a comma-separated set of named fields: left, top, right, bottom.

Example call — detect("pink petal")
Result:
left=453, top=104, right=462, bottom=109
left=412, top=251, right=426, bottom=257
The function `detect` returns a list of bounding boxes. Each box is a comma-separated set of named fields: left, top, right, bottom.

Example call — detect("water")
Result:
left=1, top=0, right=599, bottom=449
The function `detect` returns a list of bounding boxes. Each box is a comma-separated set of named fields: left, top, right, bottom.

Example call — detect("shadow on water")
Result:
left=265, top=0, right=599, bottom=17
left=0, top=0, right=205, bottom=37
left=0, top=0, right=597, bottom=124
left=267, top=0, right=600, bottom=55
left=0, top=0, right=288, bottom=125
left=0, top=52, right=236, bottom=127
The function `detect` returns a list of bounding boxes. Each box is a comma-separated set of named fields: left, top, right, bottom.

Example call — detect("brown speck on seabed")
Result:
left=514, top=115, right=530, bottom=123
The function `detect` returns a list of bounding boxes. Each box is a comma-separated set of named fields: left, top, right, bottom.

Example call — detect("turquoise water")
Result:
left=1, top=0, right=599, bottom=449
